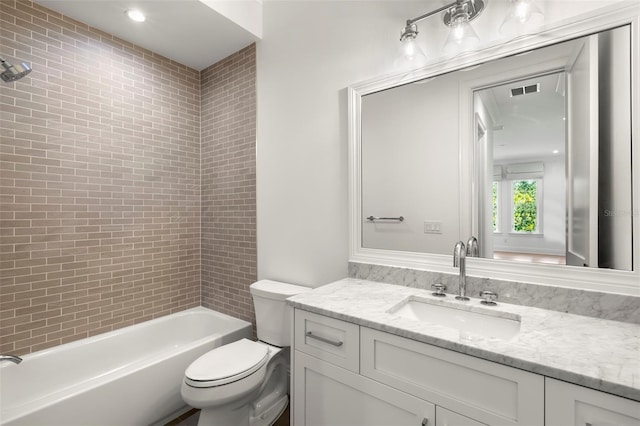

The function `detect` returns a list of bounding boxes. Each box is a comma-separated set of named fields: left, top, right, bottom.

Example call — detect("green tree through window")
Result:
left=492, top=182, right=499, bottom=232
left=512, top=180, right=538, bottom=232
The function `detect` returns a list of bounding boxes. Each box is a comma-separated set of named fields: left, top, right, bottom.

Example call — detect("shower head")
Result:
left=0, top=57, right=32, bottom=83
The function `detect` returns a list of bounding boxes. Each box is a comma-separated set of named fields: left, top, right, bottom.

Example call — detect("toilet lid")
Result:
left=185, top=339, right=269, bottom=387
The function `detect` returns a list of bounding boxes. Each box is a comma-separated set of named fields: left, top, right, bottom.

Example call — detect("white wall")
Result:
left=361, top=74, right=460, bottom=255
left=255, top=0, right=627, bottom=288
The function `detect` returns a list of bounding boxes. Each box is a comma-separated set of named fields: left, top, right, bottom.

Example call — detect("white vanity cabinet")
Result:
left=360, top=328, right=543, bottom=425
left=292, top=309, right=543, bottom=426
left=545, top=378, right=640, bottom=426
left=293, top=310, right=434, bottom=426
left=294, top=352, right=435, bottom=426
left=292, top=308, right=640, bottom=426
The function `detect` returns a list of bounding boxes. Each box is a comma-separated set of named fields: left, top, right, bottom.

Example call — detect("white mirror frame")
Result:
left=348, top=3, right=640, bottom=296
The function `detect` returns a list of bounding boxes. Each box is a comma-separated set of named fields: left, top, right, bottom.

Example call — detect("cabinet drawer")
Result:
left=294, top=309, right=359, bottom=372
left=545, top=378, right=640, bottom=426
left=360, top=327, right=544, bottom=425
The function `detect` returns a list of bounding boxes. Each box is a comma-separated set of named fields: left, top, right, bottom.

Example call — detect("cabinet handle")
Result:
left=305, top=331, right=343, bottom=347
left=421, top=418, right=428, bottom=426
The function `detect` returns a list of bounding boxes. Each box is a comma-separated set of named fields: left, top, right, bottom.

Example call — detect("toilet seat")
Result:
left=185, top=339, right=270, bottom=388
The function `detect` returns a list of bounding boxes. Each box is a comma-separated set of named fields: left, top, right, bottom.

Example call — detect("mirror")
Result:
left=360, top=25, right=632, bottom=271
left=348, top=6, right=639, bottom=294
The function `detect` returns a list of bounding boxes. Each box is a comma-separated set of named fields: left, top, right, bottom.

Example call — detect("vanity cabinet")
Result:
left=293, top=309, right=543, bottom=425
left=545, top=378, right=640, bottom=426
left=293, top=310, right=434, bottom=425
left=293, top=308, right=640, bottom=426
left=294, top=351, right=435, bottom=426
left=360, top=328, right=543, bottom=425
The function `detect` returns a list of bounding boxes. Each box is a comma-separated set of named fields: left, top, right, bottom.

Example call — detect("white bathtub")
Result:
left=0, top=307, right=252, bottom=426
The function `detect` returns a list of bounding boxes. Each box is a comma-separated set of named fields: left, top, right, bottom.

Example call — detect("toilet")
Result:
left=181, top=280, right=310, bottom=426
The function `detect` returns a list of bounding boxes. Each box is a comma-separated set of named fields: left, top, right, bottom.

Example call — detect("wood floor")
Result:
left=166, top=405, right=290, bottom=426
left=493, top=251, right=566, bottom=265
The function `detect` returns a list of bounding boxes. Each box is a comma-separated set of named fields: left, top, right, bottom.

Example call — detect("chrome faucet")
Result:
left=0, top=354, right=23, bottom=364
left=466, top=236, right=479, bottom=257
left=453, top=241, right=469, bottom=301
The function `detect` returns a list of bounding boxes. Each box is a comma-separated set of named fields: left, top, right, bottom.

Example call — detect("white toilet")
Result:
left=181, top=280, right=310, bottom=426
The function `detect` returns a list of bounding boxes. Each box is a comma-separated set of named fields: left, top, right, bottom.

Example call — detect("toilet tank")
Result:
left=250, top=280, right=311, bottom=347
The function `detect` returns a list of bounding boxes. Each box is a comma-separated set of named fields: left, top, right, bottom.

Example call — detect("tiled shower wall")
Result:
left=0, top=1, right=217, bottom=355
left=200, top=46, right=257, bottom=326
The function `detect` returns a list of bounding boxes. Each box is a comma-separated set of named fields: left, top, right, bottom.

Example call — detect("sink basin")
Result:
left=388, top=297, right=521, bottom=340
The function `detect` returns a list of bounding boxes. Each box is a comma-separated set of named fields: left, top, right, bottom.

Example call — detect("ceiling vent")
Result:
left=510, top=83, right=540, bottom=97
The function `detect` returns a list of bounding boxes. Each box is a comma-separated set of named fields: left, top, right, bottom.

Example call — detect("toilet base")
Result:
left=193, top=349, right=288, bottom=426
left=250, top=395, right=287, bottom=426
left=197, top=402, right=249, bottom=426
left=195, top=395, right=287, bottom=426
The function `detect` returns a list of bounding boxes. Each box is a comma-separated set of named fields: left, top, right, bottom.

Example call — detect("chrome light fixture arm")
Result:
left=401, top=0, right=486, bottom=40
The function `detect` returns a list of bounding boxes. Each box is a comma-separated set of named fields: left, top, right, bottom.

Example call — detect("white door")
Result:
left=566, top=35, right=599, bottom=267
left=473, top=111, right=493, bottom=259
left=545, top=378, right=640, bottom=426
left=436, top=406, right=487, bottom=426
left=293, top=351, right=435, bottom=426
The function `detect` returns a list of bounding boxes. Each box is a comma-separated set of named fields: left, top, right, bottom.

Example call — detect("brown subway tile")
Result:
left=1, top=1, right=256, bottom=355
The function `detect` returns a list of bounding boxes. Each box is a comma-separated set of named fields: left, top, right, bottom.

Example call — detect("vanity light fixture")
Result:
left=398, top=0, right=545, bottom=68
left=398, top=0, right=485, bottom=67
left=126, top=9, right=146, bottom=23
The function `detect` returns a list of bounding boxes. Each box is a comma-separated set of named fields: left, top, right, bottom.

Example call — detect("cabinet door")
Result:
left=546, top=378, right=640, bottom=426
left=293, top=351, right=435, bottom=426
left=360, top=327, right=544, bottom=425
left=436, top=406, right=487, bottom=426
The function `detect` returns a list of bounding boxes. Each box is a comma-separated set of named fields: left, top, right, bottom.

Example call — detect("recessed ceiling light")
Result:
left=126, top=9, right=146, bottom=22
left=553, top=150, right=559, bottom=154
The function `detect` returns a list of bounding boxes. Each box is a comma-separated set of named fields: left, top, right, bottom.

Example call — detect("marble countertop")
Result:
left=287, top=278, right=640, bottom=401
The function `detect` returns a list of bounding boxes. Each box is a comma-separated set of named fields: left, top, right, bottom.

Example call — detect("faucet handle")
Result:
left=479, top=290, right=498, bottom=306
left=431, top=283, right=446, bottom=297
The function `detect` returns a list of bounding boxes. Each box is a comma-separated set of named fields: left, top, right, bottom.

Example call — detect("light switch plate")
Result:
left=424, top=221, right=442, bottom=234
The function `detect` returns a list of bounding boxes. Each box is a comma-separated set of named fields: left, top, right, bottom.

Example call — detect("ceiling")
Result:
left=480, top=72, right=567, bottom=163
left=34, top=0, right=260, bottom=71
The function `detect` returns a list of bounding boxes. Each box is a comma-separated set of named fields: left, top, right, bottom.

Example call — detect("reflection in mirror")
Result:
left=474, top=72, right=568, bottom=267
left=360, top=25, right=632, bottom=271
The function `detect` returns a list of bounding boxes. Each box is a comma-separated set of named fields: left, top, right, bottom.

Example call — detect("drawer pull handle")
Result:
left=306, top=331, right=343, bottom=347
left=421, top=418, right=428, bottom=426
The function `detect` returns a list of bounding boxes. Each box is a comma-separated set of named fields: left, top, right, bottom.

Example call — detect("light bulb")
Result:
left=499, top=0, right=544, bottom=36
left=514, top=1, right=532, bottom=22
left=126, top=9, right=146, bottom=23
left=395, top=24, right=427, bottom=71
left=443, top=18, right=480, bottom=56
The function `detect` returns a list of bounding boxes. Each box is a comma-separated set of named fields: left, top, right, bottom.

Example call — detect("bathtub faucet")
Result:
left=0, top=354, right=23, bottom=364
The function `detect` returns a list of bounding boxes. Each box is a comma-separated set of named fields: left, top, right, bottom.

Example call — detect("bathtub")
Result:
left=0, top=307, right=252, bottom=426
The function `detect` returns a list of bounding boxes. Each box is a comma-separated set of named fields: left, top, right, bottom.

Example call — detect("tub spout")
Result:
left=0, top=354, right=22, bottom=364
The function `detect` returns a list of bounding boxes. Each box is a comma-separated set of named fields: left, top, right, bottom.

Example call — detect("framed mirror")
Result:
left=348, top=4, right=639, bottom=295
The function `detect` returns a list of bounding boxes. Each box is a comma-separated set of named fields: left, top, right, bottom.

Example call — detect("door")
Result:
left=566, top=35, right=599, bottom=267
left=545, top=378, right=640, bottom=426
left=436, top=406, right=487, bottom=426
left=293, top=351, right=435, bottom=426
